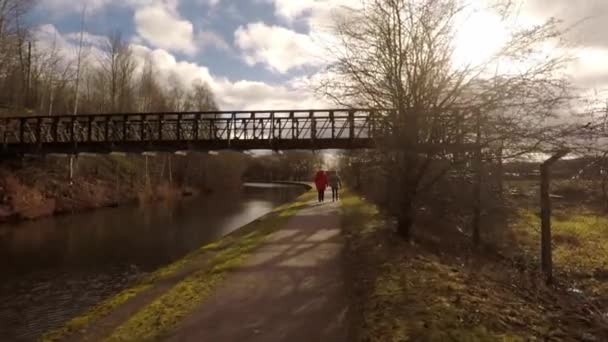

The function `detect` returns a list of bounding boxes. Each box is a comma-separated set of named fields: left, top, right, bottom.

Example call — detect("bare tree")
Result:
left=100, top=31, right=135, bottom=112
left=0, top=0, right=35, bottom=110
left=186, top=80, right=218, bottom=111
left=320, top=0, right=573, bottom=239
left=73, top=4, right=87, bottom=115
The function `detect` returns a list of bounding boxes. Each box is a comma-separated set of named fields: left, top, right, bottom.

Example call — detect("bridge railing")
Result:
left=0, top=109, right=390, bottom=151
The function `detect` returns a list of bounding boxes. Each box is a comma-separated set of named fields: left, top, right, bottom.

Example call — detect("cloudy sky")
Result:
left=30, top=0, right=608, bottom=110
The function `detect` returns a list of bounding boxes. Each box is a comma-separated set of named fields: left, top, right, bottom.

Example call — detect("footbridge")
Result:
left=0, top=109, right=389, bottom=156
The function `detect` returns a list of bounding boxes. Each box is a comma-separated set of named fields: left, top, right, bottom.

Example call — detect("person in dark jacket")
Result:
left=314, top=170, right=328, bottom=202
left=327, top=171, right=342, bottom=201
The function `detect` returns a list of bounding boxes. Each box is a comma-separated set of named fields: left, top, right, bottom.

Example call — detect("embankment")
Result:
left=0, top=152, right=244, bottom=222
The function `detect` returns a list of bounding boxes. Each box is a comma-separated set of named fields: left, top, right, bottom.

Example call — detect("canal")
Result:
left=0, top=183, right=306, bottom=341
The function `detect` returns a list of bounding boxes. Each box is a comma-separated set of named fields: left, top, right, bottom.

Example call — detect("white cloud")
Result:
left=214, top=79, right=327, bottom=110
left=234, top=22, right=321, bottom=73
left=263, top=0, right=355, bottom=25
left=130, top=45, right=329, bottom=109
left=35, top=24, right=327, bottom=110
left=265, top=0, right=316, bottom=21
left=134, top=3, right=197, bottom=54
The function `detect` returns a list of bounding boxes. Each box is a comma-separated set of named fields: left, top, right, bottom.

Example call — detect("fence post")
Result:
left=540, top=149, right=569, bottom=284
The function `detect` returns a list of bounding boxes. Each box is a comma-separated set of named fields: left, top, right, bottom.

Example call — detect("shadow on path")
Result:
left=166, top=200, right=349, bottom=342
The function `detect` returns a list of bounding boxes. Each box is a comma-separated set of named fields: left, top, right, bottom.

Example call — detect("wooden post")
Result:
left=540, top=149, right=569, bottom=284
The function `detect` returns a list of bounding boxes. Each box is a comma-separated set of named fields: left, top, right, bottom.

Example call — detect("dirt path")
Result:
left=166, top=200, right=350, bottom=342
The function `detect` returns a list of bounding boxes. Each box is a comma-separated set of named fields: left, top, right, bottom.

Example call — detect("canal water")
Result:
left=0, top=183, right=305, bottom=341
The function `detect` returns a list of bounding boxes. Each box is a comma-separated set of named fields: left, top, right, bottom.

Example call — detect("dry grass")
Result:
left=341, top=190, right=608, bottom=341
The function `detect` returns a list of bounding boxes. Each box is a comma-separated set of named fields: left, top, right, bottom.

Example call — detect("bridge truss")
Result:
left=0, top=109, right=390, bottom=155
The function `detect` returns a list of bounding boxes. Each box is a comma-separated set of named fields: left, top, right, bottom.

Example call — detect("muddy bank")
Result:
left=0, top=153, right=233, bottom=222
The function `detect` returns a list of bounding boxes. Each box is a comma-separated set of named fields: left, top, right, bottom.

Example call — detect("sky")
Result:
left=29, top=0, right=608, bottom=111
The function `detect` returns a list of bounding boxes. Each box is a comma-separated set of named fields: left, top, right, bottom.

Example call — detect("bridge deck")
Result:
left=0, top=109, right=385, bottom=155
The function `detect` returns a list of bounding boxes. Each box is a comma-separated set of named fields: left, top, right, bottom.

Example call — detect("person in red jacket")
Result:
left=314, top=170, right=328, bottom=202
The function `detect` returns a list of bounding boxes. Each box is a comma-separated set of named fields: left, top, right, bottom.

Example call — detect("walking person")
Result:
left=314, top=170, right=328, bottom=203
left=327, top=171, right=342, bottom=202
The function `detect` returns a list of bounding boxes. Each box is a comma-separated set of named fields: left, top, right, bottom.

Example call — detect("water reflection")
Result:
left=0, top=183, right=304, bottom=341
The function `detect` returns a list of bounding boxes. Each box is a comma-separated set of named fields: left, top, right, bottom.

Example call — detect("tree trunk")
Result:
left=397, top=189, right=415, bottom=240
left=496, top=141, right=504, bottom=199
left=472, top=109, right=482, bottom=246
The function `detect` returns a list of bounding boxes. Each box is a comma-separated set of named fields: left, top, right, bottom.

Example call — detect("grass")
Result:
left=340, top=191, right=576, bottom=341
left=41, top=190, right=315, bottom=342
left=509, top=206, right=608, bottom=295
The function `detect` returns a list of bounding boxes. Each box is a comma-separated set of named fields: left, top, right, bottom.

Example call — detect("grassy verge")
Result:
left=42, top=190, right=315, bottom=342
left=340, top=191, right=601, bottom=341
left=509, top=206, right=608, bottom=295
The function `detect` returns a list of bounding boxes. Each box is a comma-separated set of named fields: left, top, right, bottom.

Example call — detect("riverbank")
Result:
left=42, top=189, right=316, bottom=341
left=0, top=154, right=230, bottom=222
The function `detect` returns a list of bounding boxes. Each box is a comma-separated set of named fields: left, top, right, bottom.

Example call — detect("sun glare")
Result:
left=453, top=9, right=510, bottom=68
